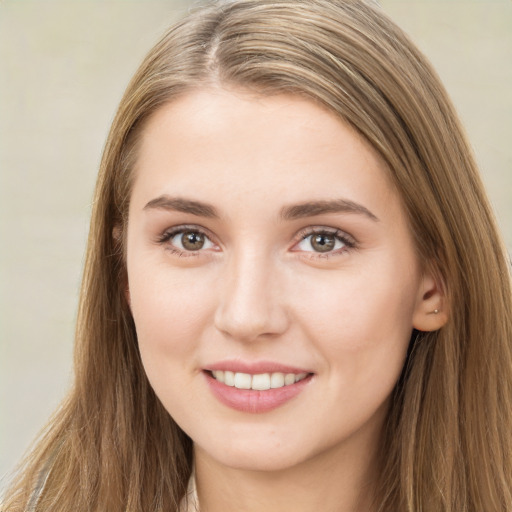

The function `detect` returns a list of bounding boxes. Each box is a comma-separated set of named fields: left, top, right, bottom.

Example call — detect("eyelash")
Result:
left=156, top=225, right=356, bottom=259
left=295, top=227, right=356, bottom=259
left=156, top=225, right=216, bottom=258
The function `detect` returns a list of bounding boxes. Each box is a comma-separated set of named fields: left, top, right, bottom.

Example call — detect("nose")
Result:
left=214, top=250, right=289, bottom=343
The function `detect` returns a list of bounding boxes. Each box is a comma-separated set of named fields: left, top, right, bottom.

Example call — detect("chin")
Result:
left=193, top=425, right=320, bottom=473
left=204, top=445, right=309, bottom=473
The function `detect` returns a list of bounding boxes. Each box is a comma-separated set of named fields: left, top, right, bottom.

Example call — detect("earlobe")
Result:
left=412, top=272, right=449, bottom=332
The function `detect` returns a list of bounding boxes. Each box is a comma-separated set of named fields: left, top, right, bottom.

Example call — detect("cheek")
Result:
left=128, top=263, right=216, bottom=365
left=128, top=266, right=218, bottom=421
left=293, top=255, right=418, bottom=369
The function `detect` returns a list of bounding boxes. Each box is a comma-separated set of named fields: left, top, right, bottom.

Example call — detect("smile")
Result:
left=210, top=370, right=309, bottom=390
left=204, top=365, right=314, bottom=413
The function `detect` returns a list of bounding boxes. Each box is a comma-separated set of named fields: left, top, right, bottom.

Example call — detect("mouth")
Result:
left=207, top=370, right=310, bottom=390
left=203, top=364, right=314, bottom=413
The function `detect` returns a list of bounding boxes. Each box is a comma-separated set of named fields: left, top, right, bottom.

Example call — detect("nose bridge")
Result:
left=214, top=244, right=288, bottom=341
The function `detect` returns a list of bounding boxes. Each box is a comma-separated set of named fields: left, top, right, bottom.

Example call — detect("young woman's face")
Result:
left=126, top=88, right=432, bottom=473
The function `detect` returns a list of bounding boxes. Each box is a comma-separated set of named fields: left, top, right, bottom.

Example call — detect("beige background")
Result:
left=1, top=0, right=511, bottom=488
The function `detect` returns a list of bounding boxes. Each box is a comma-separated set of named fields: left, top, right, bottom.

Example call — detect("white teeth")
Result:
left=234, top=372, right=252, bottom=389
left=270, top=372, right=285, bottom=388
left=211, top=370, right=309, bottom=390
left=252, top=373, right=271, bottom=390
left=224, top=370, right=235, bottom=387
left=212, top=370, right=224, bottom=382
left=284, top=373, right=296, bottom=386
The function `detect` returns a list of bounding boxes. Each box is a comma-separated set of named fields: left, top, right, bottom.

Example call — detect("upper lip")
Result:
left=204, top=360, right=313, bottom=375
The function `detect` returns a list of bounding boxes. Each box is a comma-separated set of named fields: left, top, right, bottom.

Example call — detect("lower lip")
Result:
left=204, top=371, right=313, bottom=413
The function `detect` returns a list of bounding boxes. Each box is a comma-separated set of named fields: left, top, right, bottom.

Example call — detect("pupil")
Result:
left=182, top=232, right=205, bottom=251
left=312, top=234, right=335, bottom=252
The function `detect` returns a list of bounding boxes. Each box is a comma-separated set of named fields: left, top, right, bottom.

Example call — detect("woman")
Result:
left=4, top=0, right=512, bottom=510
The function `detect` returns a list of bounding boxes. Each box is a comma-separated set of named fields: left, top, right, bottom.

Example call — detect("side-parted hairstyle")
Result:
left=4, top=1, right=512, bottom=510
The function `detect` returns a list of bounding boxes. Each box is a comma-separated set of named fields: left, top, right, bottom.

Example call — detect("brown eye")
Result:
left=294, top=230, right=350, bottom=255
left=181, top=231, right=205, bottom=251
left=164, top=228, right=216, bottom=255
left=310, top=234, right=336, bottom=252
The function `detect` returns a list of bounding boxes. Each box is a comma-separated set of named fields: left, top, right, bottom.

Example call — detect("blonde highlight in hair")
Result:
left=4, top=1, right=512, bottom=510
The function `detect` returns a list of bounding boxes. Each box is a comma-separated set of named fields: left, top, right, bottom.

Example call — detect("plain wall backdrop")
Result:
left=1, top=0, right=511, bottom=489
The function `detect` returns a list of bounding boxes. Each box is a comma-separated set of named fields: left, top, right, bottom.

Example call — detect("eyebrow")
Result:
left=143, top=195, right=379, bottom=222
left=280, top=199, right=379, bottom=222
left=144, top=195, right=220, bottom=218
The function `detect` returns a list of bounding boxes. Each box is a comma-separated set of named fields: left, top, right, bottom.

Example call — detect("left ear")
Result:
left=412, top=271, right=449, bottom=332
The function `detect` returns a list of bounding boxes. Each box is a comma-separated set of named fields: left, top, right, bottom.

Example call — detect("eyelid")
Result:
left=291, top=226, right=357, bottom=255
left=156, top=224, right=356, bottom=258
left=156, top=224, right=220, bottom=256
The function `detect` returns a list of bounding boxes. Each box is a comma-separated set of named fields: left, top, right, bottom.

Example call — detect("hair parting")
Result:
left=3, top=1, right=511, bottom=510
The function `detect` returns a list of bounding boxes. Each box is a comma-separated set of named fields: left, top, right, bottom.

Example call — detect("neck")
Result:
left=194, top=423, right=383, bottom=512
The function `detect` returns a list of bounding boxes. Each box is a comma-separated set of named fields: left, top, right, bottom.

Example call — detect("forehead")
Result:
left=130, top=87, right=399, bottom=220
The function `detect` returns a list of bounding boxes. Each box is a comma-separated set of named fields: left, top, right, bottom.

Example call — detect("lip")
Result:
left=205, top=359, right=312, bottom=374
left=203, top=360, right=314, bottom=413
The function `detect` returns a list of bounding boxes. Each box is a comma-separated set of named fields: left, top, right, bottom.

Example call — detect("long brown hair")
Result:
left=4, top=1, right=512, bottom=510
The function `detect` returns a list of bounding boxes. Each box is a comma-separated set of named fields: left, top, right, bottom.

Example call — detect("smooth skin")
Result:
left=125, top=87, right=447, bottom=512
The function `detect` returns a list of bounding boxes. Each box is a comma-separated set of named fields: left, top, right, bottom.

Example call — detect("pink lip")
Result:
left=205, top=360, right=311, bottom=374
left=202, top=360, right=314, bottom=413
